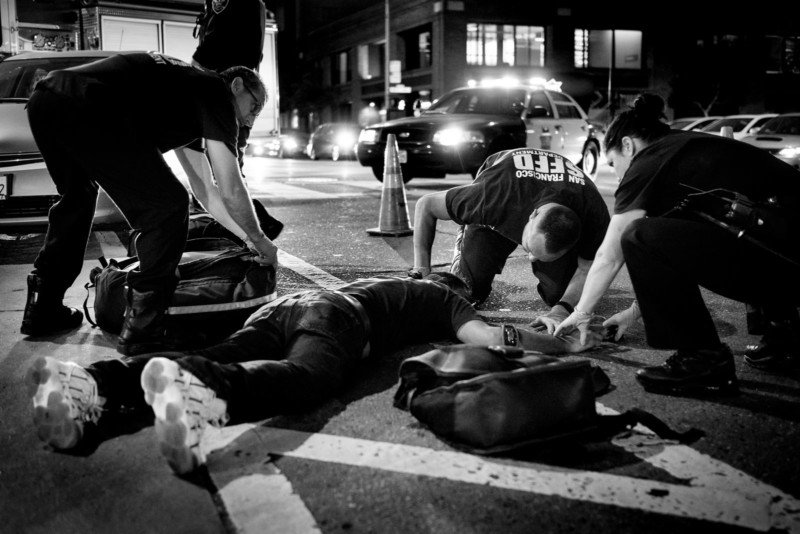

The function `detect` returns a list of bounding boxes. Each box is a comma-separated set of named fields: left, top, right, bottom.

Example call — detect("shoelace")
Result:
left=62, top=365, right=103, bottom=424
left=175, top=371, right=229, bottom=428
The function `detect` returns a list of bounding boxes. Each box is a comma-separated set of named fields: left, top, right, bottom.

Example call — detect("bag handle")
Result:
left=594, top=408, right=704, bottom=444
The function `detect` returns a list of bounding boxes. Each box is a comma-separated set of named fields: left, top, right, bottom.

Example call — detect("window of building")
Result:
left=574, top=29, right=642, bottom=70
left=358, top=42, right=385, bottom=80
left=466, top=23, right=544, bottom=67
left=402, top=25, right=432, bottom=70
left=332, top=50, right=350, bottom=85
left=765, top=35, right=800, bottom=74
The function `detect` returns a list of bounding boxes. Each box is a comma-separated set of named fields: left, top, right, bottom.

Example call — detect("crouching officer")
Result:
left=21, top=52, right=277, bottom=356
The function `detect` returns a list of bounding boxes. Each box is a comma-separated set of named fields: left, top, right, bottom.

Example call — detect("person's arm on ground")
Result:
left=554, top=210, right=646, bottom=342
left=454, top=321, right=600, bottom=354
left=206, top=139, right=277, bottom=267
left=175, top=146, right=248, bottom=240
left=530, top=257, right=593, bottom=333
left=412, top=191, right=451, bottom=276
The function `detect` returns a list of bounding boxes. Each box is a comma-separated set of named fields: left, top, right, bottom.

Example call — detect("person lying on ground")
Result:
left=27, top=273, right=602, bottom=475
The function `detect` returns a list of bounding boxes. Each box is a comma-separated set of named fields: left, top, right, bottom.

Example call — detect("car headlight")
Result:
left=283, top=138, right=298, bottom=150
left=336, top=132, right=356, bottom=148
left=358, top=129, right=379, bottom=144
left=433, top=128, right=485, bottom=146
left=777, top=146, right=800, bottom=158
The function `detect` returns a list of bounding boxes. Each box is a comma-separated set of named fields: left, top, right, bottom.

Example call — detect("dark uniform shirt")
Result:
left=615, top=130, right=800, bottom=216
left=38, top=52, right=239, bottom=156
left=341, top=277, right=479, bottom=356
left=445, top=148, right=610, bottom=260
left=193, top=0, right=266, bottom=71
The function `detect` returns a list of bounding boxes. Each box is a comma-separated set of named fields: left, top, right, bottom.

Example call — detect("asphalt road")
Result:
left=0, top=157, right=798, bottom=534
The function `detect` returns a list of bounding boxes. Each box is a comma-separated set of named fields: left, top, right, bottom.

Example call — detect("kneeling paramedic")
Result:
left=26, top=273, right=602, bottom=475
left=21, top=52, right=277, bottom=356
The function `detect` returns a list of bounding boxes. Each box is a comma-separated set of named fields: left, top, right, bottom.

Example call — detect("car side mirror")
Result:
left=526, top=107, right=550, bottom=119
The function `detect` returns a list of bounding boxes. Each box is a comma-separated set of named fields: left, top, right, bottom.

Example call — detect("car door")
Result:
left=524, top=90, right=561, bottom=152
left=547, top=90, right=588, bottom=163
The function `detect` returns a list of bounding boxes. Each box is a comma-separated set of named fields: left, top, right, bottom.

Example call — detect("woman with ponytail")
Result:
left=554, top=93, right=800, bottom=396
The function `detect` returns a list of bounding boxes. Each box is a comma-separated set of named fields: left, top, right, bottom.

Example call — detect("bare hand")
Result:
left=247, top=234, right=279, bottom=269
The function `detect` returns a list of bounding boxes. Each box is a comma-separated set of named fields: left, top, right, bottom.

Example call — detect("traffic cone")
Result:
left=367, top=134, right=413, bottom=237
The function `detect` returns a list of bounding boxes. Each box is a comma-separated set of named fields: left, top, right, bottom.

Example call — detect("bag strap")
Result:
left=593, top=408, right=704, bottom=444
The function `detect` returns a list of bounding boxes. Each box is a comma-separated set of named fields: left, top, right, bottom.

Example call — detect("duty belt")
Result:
left=334, top=291, right=372, bottom=359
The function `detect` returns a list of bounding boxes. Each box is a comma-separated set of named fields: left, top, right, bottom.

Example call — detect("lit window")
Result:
left=574, top=29, right=642, bottom=70
left=466, top=23, right=544, bottom=67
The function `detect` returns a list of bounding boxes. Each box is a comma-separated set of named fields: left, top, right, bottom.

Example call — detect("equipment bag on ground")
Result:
left=86, top=238, right=276, bottom=345
left=394, top=344, right=703, bottom=455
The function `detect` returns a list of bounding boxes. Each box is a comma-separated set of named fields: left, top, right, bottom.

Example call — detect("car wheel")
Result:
left=580, top=142, right=600, bottom=181
left=331, top=145, right=341, bottom=161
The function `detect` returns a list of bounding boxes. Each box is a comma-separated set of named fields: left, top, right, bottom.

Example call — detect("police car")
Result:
left=356, top=78, right=602, bottom=183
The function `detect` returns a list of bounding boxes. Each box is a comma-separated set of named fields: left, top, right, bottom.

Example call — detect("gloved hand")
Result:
left=557, top=323, right=604, bottom=353
left=530, top=303, right=572, bottom=334
left=553, top=309, right=594, bottom=346
left=602, top=301, right=641, bottom=342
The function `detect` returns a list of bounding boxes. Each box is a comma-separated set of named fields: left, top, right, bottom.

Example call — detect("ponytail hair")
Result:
left=603, top=93, right=670, bottom=152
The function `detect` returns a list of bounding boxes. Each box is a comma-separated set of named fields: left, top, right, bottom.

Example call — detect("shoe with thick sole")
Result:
left=636, top=346, right=739, bottom=396
left=141, top=357, right=228, bottom=475
left=26, top=357, right=104, bottom=449
left=20, top=274, right=83, bottom=336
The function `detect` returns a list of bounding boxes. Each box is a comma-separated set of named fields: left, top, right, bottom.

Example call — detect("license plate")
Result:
left=0, top=174, right=11, bottom=200
left=398, top=149, right=408, bottom=164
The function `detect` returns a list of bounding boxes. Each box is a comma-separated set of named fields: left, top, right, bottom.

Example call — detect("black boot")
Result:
left=636, top=344, right=738, bottom=396
left=744, top=317, right=800, bottom=372
left=116, top=287, right=170, bottom=356
left=21, top=274, right=83, bottom=336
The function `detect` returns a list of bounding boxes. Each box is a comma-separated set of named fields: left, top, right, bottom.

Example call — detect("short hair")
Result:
left=423, top=272, right=470, bottom=301
left=220, top=66, right=267, bottom=107
left=539, top=205, right=581, bottom=254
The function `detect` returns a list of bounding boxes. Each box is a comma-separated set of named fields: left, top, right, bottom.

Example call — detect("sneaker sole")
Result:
left=141, top=358, right=201, bottom=475
left=26, top=357, right=82, bottom=449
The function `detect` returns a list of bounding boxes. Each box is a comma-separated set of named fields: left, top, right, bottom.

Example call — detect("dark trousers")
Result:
left=27, top=89, right=189, bottom=296
left=90, top=291, right=369, bottom=422
left=621, top=217, right=800, bottom=350
left=451, top=224, right=577, bottom=306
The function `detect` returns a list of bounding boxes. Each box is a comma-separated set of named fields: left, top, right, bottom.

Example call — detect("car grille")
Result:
left=0, top=152, right=44, bottom=169
left=0, top=195, right=59, bottom=218
left=381, top=128, right=431, bottom=144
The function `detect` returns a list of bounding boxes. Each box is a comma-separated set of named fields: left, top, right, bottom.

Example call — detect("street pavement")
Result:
left=0, top=158, right=798, bottom=534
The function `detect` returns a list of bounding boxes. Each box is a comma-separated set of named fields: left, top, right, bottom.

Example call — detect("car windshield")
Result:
left=704, top=117, right=751, bottom=132
left=669, top=119, right=697, bottom=129
left=0, top=57, right=99, bottom=99
left=425, top=88, right=527, bottom=116
left=758, top=116, right=800, bottom=135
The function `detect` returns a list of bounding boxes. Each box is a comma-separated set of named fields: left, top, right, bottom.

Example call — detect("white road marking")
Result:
left=209, top=426, right=796, bottom=532
left=94, top=230, right=128, bottom=259
left=277, top=249, right=346, bottom=290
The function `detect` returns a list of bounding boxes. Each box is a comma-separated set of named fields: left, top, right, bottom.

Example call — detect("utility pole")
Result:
left=384, top=0, right=390, bottom=119
left=608, top=29, right=616, bottom=118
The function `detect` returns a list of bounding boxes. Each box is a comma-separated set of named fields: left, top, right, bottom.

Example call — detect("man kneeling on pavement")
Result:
left=27, top=273, right=602, bottom=475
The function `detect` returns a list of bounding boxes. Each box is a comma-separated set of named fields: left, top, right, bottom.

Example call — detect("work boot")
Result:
left=116, top=286, right=170, bottom=356
left=636, top=344, right=738, bottom=395
left=20, top=274, right=83, bottom=336
left=26, top=356, right=105, bottom=450
left=744, top=318, right=800, bottom=372
left=141, top=357, right=228, bottom=475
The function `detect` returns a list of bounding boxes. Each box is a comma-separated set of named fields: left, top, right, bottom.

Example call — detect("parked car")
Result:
left=667, top=116, right=722, bottom=131
left=700, top=114, right=778, bottom=140
left=0, top=50, right=189, bottom=227
left=247, top=129, right=309, bottom=158
left=356, top=80, right=603, bottom=183
left=306, top=123, right=360, bottom=161
left=740, top=113, right=800, bottom=170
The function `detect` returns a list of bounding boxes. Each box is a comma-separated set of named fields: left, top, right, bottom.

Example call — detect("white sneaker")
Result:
left=140, top=357, right=228, bottom=475
left=26, top=356, right=104, bottom=449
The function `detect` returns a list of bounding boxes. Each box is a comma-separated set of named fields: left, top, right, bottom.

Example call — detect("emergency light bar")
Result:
left=466, top=77, right=563, bottom=92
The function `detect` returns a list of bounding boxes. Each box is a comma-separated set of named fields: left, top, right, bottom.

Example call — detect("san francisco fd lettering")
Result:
left=512, top=152, right=585, bottom=184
